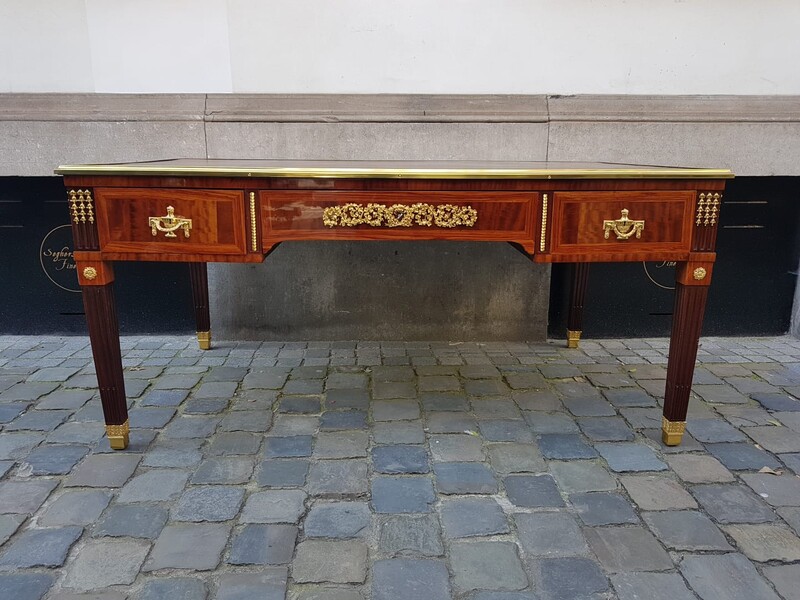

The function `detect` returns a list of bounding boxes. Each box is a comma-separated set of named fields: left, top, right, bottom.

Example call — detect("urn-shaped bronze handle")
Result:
left=149, top=206, right=192, bottom=238
left=603, top=208, right=644, bottom=240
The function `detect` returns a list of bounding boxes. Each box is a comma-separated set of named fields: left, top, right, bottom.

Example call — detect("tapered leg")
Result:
left=567, top=263, right=590, bottom=348
left=189, top=262, right=211, bottom=350
left=79, top=263, right=128, bottom=450
left=662, top=262, right=712, bottom=445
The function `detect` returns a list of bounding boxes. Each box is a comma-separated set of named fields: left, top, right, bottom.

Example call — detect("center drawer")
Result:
left=95, top=188, right=248, bottom=256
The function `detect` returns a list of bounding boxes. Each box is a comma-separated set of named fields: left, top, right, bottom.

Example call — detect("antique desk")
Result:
left=55, top=159, right=732, bottom=450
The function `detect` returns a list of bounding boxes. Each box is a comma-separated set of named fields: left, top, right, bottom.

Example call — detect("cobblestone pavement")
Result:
left=1, top=335, right=800, bottom=599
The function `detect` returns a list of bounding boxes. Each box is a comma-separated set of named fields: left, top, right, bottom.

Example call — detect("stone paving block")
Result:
left=539, top=364, right=582, bottom=379
left=6, top=409, right=71, bottom=432
left=279, top=395, right=322, bottom=414
left=315, top=431, right=369, bottom=459
left=504, top=474, right=563, bottom=507
left=257, top=459, right=309, bottom=487
left=528, top=557, right=609, bottom=600
left=464, top=380, right=512, bottom=397
left=372, top=476, right=435, bottom=513
left=460, top=365, right=502, bottom=379
left=514, top=512, right=589, bottom=557
left=693, top=384, right=749, bottom=404
left=421, top=393, right=470, bottom=412
left=372, top=400, right=420, bottom=421
left=779, top=506, right=800, bottom=536
left=22, top=444, right=90, bottom=475
left=292, top=588, right=363, bottom=600
left=39, top=490, right=111, bottom=526
left=144, top=523, right=230, bottom=571
left=430, top=434, right=484, bottom=462
left=305, top=501, right=371, bottom=538
left=216, top=570, right=287, bottom=600
left=152, top=373, right=202, bottom=390
left=440, top=497, right=509, bottom=538
left=571, top=492, right=639, bottom=525
left=37, top=390, right=94, bottom=410
left=665, top=454, right=735, bottom=483
left=320, top=411, right=368, bottom=430
left=183, top=398, right=230, bottom=414
left=327, top=372, right=369, bottom=389
left=680, top=553, right=781, bottom=600
left=161, top=416, right=220, bottom=439
left=205, top=366, right=249, bottom=382
left=715, top=405, right=774, bottom=428
left=486, top=443, right=546, bottom=473
left=191, top=457, right=254, bottom=484
left=128, top=407, right=175, bottom=429
left=142, top=441, right=202, bottom=468
left=435, top=462, right=498, bottom=494
left=66, top=454, right=141, bottom=488
left=595, top=443, right=667, bottom=472
left=611, top=572, right=696, bottom=600
left=379, top=514, right=443, bottom=556
left=537, top=434, right=598, bottom=459
left=643, top=510, right=733, bottom=551
left=562, top=396, right=617, bottom=418
left=754, top=393, right=800, bottom=412
left=427, top=412, right=477, bottom=433
left=293, top=540, right=367, bottom=583
left=450, top=542, right=528, bottom=592
left=741, top=473, right=800, bottom=507
left=602, top=388, right=658, bottom=407
left=240, top=490, right=307, bottom=523
left=264, top=436, right=313, bottom=458
left=585, top=526, right=673, bottom=572
left=171, top=486, right=245, bottom=522
left=93, top=504, right=168, bottom=539
left=471, top=399, right=522, bottom=419
left=554, top=382, right=604, bottom=402
left=307, top=459, right=368, bottom=495
left=372, top=445, right=429, bottom=473
left=0, top=514, right=24, bottom=546
left=242, top=368, right=289, bottom=389
left=549, top=460, right=617, bottom=493
left=218, top=410, right=273, bottom=432
left=372, top=422, right=425, bottom=444
left=419, top=375, right=461, bottom=392
left=194, top=381, right=238, bottom=399
left=762, top=565, right=800, bottom=600
left=0, top=526, right=82, bottom=568
left=0, top=381, right=59, bottom=401
left=118, top=469, right=189, bottom=502
left=686, top=418, right=747, bottom=443
left=372, top=382, right=416, bottom=401
left=691, top=484, right=777, bottom=523
left=372, top=559, right=451, bottom=600
left=325, top=389, right=370, bottom=410
left=0, top=573, right=55, bottom=600
left=723, top=523, right=800, bottom=562
left=743, top=425, right=800, bottom=453
left=0, top=403, right=28, bottom=424
left=61, top=538, right=150, bottom=591
left=137, top=577, right=208, bottom=600
left=47, top=422, right=107, bottom=445
left=0, top=478, right=58, bottom=513
left=512, top=390, right=561, bottom=411
left=228, top=524, right=298, bottom=564
left=620, top=475, right=698, bottom=510
left=705, top=442, right=783, bottom=471
left=524, top=412, right=580, bottom=434
left=138, top=389, right=189, bottom=407
left=619, top=407, right=662, bottom=429
left=505, top=372, right=546, bottom=389
left=477, top=420, right=533, bottom=442
left=577, top=417, right=635, bottom=441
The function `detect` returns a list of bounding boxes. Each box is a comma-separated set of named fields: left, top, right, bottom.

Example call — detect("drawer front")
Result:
left=550, top=191, right=694, bottom=255
left=95, top=188, right=248, bottom=255
left=261, top=191, right=537, bottom=247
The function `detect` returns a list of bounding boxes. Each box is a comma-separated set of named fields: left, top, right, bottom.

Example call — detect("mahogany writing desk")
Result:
left=55, top=159, right=733, bottom=449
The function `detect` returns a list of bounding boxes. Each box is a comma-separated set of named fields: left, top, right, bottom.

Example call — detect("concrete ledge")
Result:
left=0, top=94, right=205, bottom=121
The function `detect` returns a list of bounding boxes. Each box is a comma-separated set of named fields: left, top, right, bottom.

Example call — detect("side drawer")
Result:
left=261, top=190, right=538, bottom=249
left=549, top=191, right=694, bottom=256
left=95, top=188, right=248, bottom=256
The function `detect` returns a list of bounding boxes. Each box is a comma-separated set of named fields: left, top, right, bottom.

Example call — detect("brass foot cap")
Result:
left=106, top=420, right=130, bottom=450
left=661, top=416, right=686, bottom=446
left=567, top=330, right=581, bottom=349
left=197, top=330, right=212, bottom=350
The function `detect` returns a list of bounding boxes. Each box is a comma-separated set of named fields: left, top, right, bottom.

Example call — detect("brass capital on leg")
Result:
left=197, top=330, right=211, bottom=350
left=106, top=420, right=130, bottom=450
left=567, top=330, right=582, bottom=349
left=661, top=416, right=686, bottom=446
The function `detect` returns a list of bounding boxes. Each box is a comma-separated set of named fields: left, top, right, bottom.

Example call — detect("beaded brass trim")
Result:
left=322, top=203, right=477, bottom=228
left=567, top=329, right=581, bottom=349
left=696, top=193, right=721, bottom=226
left=661, top=416, right=686, bottom=446
left=105, top=420, right=129, bottom=450
left=540, top=193, right=548, bottom=252
left=197, top=330, right=211, bottom=350
left=249, top=192, right=258, bottom=251
left=68, top=189, right=94, bottom=224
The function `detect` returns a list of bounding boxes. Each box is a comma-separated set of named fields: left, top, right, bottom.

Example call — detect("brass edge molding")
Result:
left=567, top=329, right=581, bottom=349
left=661, top=416, right=686, bottom=446
left=249, top=192, right=258, bottom=251
left=696, top=193, right=721, bottom=226
left=197, top=330, right=212, bottom=350
left=322, top=203, right=477, bottom=228
left=105, top=420, right=130, bottom=450
left=693, top=267, right=707, bottom=280
left=55, top=164, right=735, bottom=180
left=540, top=193, right=548, bottom=252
